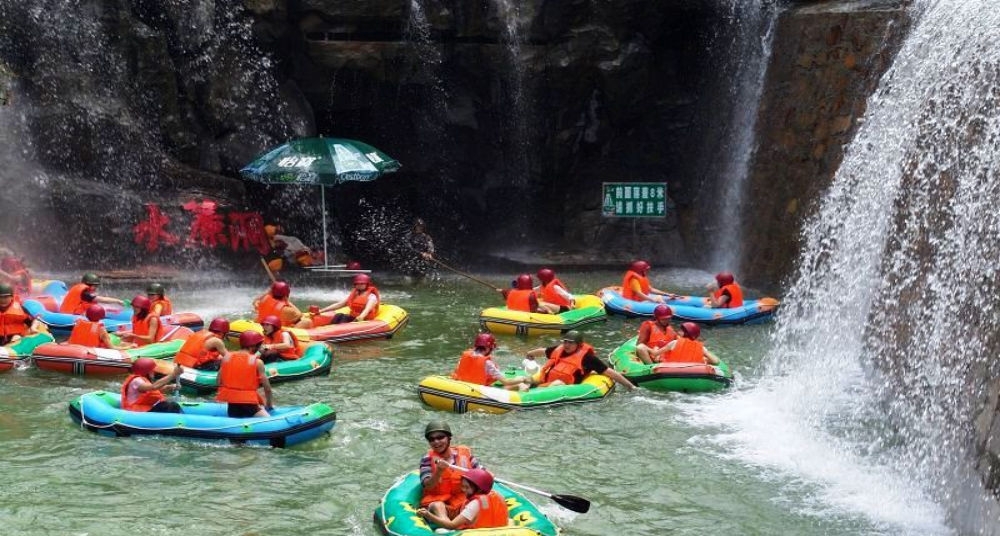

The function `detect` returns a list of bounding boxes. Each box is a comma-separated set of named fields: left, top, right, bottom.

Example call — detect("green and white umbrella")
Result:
left=240, top=137, right=401, bottom=269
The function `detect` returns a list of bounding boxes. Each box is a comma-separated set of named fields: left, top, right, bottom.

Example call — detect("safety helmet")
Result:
left=131, top=295, right=151, bottom=311
left=653, top=304, right=673, bottom=320
left=424, top=421, right=452, bottom=440
left=562, top=330, right=584, bottom=344
left=239, top=330, right=265, bottom=348
left=715, top=271, right=735, bottom=287
left=681, top=322, right=701, bottom=340
left=473, top=333, right=497, bottom=351
left=261, top=315, right=281, bottom=329
left=84, top=304, right=106, bottom=321
left=208, top=317, right=230, bottom=334
left=270, top=281, right=290, bottom=299
left=0, top=283, right=12, bottom=297
left=146, top=283, right=165, bottom=297
left=82, top=273, right=101, bottom=285
left=131, top=357, right=157, bottom=376
left=630, top=260, right=650, bottom=274
left=353, top=274, right=371, bottom=285
left=462, top=469, right=495, bottom=494
left=346, top=260, right=362, bottom=271
left=536, top=268, right=555, bottom=284
left=515, top=274, right=533, bottom=290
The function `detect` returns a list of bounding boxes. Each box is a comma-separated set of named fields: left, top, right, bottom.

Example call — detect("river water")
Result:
left=0, top=269, right=948, bottom=535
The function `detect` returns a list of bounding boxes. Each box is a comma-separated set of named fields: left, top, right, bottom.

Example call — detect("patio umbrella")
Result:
left=239, top=137, right=402, bottom=269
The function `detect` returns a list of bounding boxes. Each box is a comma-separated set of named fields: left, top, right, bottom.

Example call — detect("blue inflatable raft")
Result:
left=598, top=287, right=779, bottom=325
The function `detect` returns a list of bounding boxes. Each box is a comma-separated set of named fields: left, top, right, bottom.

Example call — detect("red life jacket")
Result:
left=130, top=313, right=163, bottom=346
left=465, top=490, right=510, bottom=529
left=348, top=286, right=380, bottom=319
left=216, top=351, right=263, bottom=404
left=68, top=319, right=105, bottom=347
left=505, top=289, right=536, bottom=312
left=451, top=350, right=493, bottom=385
left=621, top=271, right=650, bottom=301
left=60, top=283, right=91, bottom=314
left=120, top=374, right=166, bottom=412
left=540, top=342, right=594, bottom=386
left=540, top=279, right=571, bottom=307
left=640, top=320, right=677, bottom=349
left=421, top=445, right=474, bottom=509
left=175, top=330, right=221, bottom=368
left=150, top=297, right=173, bottom=316
left=713, top=283, right=744, bottom=308
left=0, top=300, right=30, bottom=339
left=662, top=337, right=706, bottom=364
left=264, top=328, right=302, bottom=360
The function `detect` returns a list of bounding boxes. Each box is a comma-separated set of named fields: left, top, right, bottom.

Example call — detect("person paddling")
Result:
left=419, top=421, right=484, bottom=522
left=418, top=468, right=510, bottom=530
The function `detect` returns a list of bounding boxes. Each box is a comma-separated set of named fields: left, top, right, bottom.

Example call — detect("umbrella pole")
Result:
left=321, top=184, right=329, bottom=268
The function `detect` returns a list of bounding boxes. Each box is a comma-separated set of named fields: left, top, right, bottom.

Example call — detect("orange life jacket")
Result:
left=713, top=283, right=744, bottom=308
left=264, top=328, right=302, bottom=360
left=130, top=313, right=163, bottom=346
left=68, top=319, right=105, bottom=347
left=120, top=374, right=166, bottom=412
left=662, top=337, right=706, bottom=364
left=621, top=271, right=650, bottom=301
left=421, top=445, right=474, bottom=508
left=175, top=330, right=221, bottom=368
left=451, top=350, right=493, bottom=385
left=505, top=289, right=536, bottom=312
left=465, top=490, right=510, bottom=529
left=348, top=286, right=380, bottom=319
left=217, top=351, right=263, bottom=404
left=640, top=320, right=677, bottom=349
left=255, top=294, right=291, bottom=325
left=150, top=297, right=173, bottom=316
left=60, top=283, right=91, bottom=314
left=540, top=279, right=571, bottom=307
left=540, top=342, right=594, bottom=386
left=0, top=300, right=30, bottom=339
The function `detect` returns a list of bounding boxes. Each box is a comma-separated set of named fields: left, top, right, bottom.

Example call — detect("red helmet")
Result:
left=630, top=260, right=650, bottom=274
left=536, top=268, right=555, bottom=284
left=515, top=274, right=533, bottom=290
left=653, top=304, right=673, bottom=320
left=681, top=322, right=701, bottom=340
left=353, top=274, right=371, bottom=285
left=473, top=333, right=496, bottom=351
left=208, top=317, right=230, bottom=334
left=261, top=315, right=281, bottom=329
left=346, top=260, right=362, bottom=270
left=239, top=331, right=265, bottom=348
left=131, top=357, right=157, bottom=375
left=270, top=281, right=290, bottom=299
left=715, top=271, right=735, bottom=287
left=84, top=304, right=106, bottom=321
left=462, top=469, right=495, bottom=493
left=131, top=295, right=151, bottom=311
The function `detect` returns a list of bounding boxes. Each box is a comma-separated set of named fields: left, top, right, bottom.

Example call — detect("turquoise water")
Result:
left=0, top=269, right=939, bottom=535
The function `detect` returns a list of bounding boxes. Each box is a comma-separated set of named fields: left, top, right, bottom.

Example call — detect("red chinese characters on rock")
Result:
left=133, top=203, right=180, bottom=252
left=227, top=211, right=270, bottom=255
left=131, top=201, right=269, bottom=255
left=183, top=200, right=227, bottom=249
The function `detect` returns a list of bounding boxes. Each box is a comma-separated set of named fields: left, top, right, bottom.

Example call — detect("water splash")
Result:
left=490, top=0, right=533, bottom=189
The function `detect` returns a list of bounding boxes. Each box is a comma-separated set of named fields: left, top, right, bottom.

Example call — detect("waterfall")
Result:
left=491, top=0, right=533, bottom=189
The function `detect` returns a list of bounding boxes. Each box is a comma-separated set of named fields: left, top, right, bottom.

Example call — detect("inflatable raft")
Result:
left=68, top=391, right=336, bottom=448
left=31, top=335, right=190, bottom=375
left=608, top=336, right=732, bottom=392
left=598, top=286, right=779, bottom=325
left=478, top=294, right=607, bottom=336
left=0, top=333, right=56, bottom=372
left=374, top=471, right=559, bottom=536
left=228, top=304, right=409, bottom=345
left=418, top=371, right=614, bottom=414
left=154, top=342, right=333, bottom=395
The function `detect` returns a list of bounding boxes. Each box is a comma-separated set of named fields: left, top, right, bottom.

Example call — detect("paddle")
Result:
left=260, top=257, right=277, bottom=283
left=427, top=257, right=503, bottom=292
left=448, top=463, right=590, bottom=513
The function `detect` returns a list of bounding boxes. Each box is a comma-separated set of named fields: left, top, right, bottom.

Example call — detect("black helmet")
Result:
left=146, top=283, right=165, bottom=296
left=562, top=330, right=584, bottom=344
left=424, top=421, right=452, bottom=440
left=82, top=273, right=101, bottom=285
left=0, top=283, right=12, bottom=297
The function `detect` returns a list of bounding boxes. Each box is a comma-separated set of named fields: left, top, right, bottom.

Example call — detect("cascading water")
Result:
left=490, top=0, right=533, bottom=189
left=684, top=1, right=1000, bottom=534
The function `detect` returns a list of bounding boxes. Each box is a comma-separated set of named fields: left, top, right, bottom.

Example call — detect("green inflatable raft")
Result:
left=608, top=336, right=732, bottom=392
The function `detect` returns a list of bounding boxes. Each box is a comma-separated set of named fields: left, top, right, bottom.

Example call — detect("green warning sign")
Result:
left=602, top=182, right=668, bottom=218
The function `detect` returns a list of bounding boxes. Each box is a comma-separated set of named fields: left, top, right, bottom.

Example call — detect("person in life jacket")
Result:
left=707, top=271, right=744, bottom=309
left=145, top=283, right=173, bottom=317
left=120, top=358, right=183, bottom=413
left=174, top=317, right=230, bottom=371
left=259, top=315, right=303, bottom=363
left=418, top=468, right=510, bottom=531
left=534, top=268, right=574, bottom=314
left=497, top=274, right=539, bottom=313
left=59, top=273, right=125, bottom=314
left=524, top=330, right=635, bottom=391
left=635, top=304, right=679, bottom=364
left=620, top=260, right=677, bottom=303
left=451, top=333, right=530, bottom=390
left=217, top=330, right=274, bottom=418
left=252, top=281, right=302, bottom=327
left=419, top=421, right=484, bottom=519
left=0, top=255, right=31, bottom=297
left=116, top=295, right=163, bottom=347
left=659, top=322, right=720, bottom=365
left=0, top=283, right=41, bottom=345
left=67, top=304, right=131, bottom=349
left=301, top=274, right=380, bottom=327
